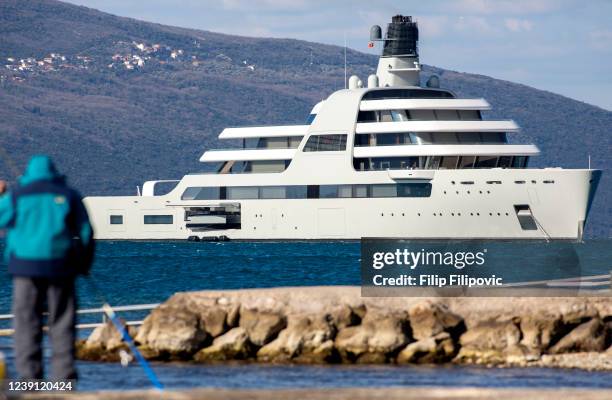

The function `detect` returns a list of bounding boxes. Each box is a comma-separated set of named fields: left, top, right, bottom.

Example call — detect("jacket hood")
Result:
left=19, top=155, right=63, bottom=185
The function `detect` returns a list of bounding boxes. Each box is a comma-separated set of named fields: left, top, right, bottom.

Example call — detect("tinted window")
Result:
left=319, top=185, right=338, bottom=198
left=182, top=187, right=221, bottom=200
left=475, top=156, right=498, bottom=168
left=370, top=185, right=397, bottom=198
left=110, top=215, right=123, bottom=225
left=398, top=183, right=432, bottom=197
left=498, top=156, right=513, bottom=168
left=227, top=187, right=258, bottom=199
left=180, top=183, right=432, bottom=200
left=260, top=186, right=286, bottom=199
left=144, top=215, right=173, bottom=224
left=362, top=89, right=454, bottom=100
left=458, top=156, right=477, bottom=169
left=303, top=134, right=347, bottom=152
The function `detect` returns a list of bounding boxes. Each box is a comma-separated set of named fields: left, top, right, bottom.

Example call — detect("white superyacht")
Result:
left=84, top=15, right=601, bottom=241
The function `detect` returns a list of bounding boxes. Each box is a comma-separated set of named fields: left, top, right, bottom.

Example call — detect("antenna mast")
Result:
left=344, top=32, right=347, bottom=89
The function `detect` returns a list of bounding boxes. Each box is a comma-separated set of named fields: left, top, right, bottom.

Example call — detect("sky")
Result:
left=64, top=0, right=612, bottom=111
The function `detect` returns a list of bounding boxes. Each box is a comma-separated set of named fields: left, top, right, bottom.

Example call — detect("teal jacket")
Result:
left=0, top=155, right=94, bottom=277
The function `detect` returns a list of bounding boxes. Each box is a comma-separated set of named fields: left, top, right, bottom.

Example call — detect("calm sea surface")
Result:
left=1, top=240, right=611, bottom=390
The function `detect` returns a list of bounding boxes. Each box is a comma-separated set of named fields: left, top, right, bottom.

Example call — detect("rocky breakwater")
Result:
left=77, top=287, right=612, bottom=370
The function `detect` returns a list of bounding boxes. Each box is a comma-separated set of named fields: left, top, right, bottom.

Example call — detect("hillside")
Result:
left=0, top=0, right=610, bottom=237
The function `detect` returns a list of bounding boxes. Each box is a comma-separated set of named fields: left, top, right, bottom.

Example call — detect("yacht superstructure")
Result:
left=84, top=15, right=601, bottom=241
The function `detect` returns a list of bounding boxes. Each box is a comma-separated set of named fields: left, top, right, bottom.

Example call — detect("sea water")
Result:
left=1, top=240, right=611, bottom=390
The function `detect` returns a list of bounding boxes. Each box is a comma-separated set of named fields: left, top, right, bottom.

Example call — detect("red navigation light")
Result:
left=368, top=42, right=374, bottom=48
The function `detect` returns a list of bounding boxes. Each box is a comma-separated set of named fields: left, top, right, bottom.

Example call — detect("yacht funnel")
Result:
left=382, top=15, right=419, bottom=57
left=374, top=15, right=421, bottom=87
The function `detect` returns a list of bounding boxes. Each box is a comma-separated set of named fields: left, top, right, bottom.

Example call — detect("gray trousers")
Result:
left=12, top=277, right=77, bottom=381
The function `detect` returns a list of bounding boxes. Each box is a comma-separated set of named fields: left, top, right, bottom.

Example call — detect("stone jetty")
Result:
left=77, top=286, right=612, bottom=370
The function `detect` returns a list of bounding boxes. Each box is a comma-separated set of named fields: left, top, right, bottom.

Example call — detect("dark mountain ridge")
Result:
left=0, top=0, right=609, bottom=237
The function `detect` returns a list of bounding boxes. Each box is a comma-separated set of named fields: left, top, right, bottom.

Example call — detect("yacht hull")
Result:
left=84, top=168, right=600, bottom=241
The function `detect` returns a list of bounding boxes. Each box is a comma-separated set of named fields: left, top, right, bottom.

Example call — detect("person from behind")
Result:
left=0, top=155, right=94, bottom=382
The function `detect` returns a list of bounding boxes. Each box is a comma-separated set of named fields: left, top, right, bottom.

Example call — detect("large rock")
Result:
left=135, top=304, right=209, bottom=358
left=329, top=305, right=363, bottom=329
left=549, top=318, right=607, bottom=354
left=456, top=319, right=523, bottom=364
left=239, top=307, right=287, bottom=346
left=198, top=306, right=231, bottom=338
left=408, top=301, right=464, bottom=340
left=257, top=314, right=337, bottom=363
left=519, top=314, right=563, bottom=353
left=397, top=332, right=455, bottom=364
left=194, top=327, right=255, bottom=362
left=78, top=320, right=138, bottom=362
left=86, top=320, right=124, bottom=351
left=335, top=311, right=410, bottom=363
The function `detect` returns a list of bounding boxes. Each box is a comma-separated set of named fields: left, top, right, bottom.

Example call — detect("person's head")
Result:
left=19, top=155, right=63, bottom=185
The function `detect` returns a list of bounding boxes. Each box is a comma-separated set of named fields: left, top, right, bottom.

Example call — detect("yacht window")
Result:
left=303, top=134, right=347, bottom=152
left=264, top=137, right=288, bottom=149
left=380, top=111, right=393, bottom=122
left=498, top=156, right=513, bottom=168
left=110, top=215, right=123, bottom=225
left=227, top=186, right=259, bottom=199
left=260, top=186, right=286, bottom=199
left=357, top=111, right=377, bottom=122
left=417, top=133, right=433, bottom=144
left=354, top=185, right=368, bottom=198
left=512, top=156, right=529, bottom=168
left=457, top=132, right=481, bottom=143
left=410, top=110, right=436, bottom=120
left=179, top=184, right=432, bottom=200
left=286, top=186, right=308, bottom=199
left=397, top=183, right=432, bottom=197
left=354, top=134, right=369, bottom=147
left=182, top=187, right=201, bottom=200
left=370, top=184, right=397, bottom=198
left=338, top=185, right=353, bottom=198
left=390, top=110, right=408, bottom=121
left=426, top=156, right=442, bottom=170
left=250, top=160, right=287, bottom=173
left=181, top=187, right=221, bottom=200
left=315, top=185, right=351, bottom=198
left=362, top=89, right=454, bottom=100
left=144, top=215, right=173, bottom=224
left=230, top=161, right=247, bottom=173
left=288, top=136, right=303, bottom=148
left=307, top=185, right=319, bottom=198
left=376, top=133, right=398, bottom=146
left=458, top=110, right=481, bottom=120
left=354, top=133, right=413, bottom=146
left=481, top=132, right=507, bottom=143
left=319, top=185, right=338, bottom=198
left=440, top=156, right=459, bottom=169
left=352, top=157, right=421, bottom=171
left=431, top=133, right=459, bottom=144
left=458, top=156, right=477, bottom=169
left=434, top=110, right=459, bottom=120
left=475, top=156, right=498, bottom=168
left=243, top=137, right=303, bottom=149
